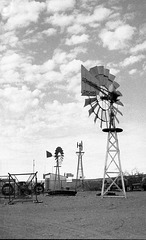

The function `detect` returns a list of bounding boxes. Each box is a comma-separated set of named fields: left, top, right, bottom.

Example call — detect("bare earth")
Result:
left=0, top=191, right=146, bottom=239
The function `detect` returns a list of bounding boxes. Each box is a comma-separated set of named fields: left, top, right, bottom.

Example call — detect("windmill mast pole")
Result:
left=33, top=159, right=35, bottom=174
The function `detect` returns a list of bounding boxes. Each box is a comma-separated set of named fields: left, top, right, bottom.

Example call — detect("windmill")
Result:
left=81, top=65, right=126, bottom=198
left=75, top=141, right=84, bottom=190
left=54, top=146, right=64, bottom=190
left=46, top=147, right=77, bottom=196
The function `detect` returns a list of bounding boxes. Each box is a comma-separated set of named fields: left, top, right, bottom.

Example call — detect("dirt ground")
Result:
left=0, top=191, right=146, bottom=239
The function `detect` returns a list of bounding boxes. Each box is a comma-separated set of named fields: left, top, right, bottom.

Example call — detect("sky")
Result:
left=0, top=0, right=146, bottom=181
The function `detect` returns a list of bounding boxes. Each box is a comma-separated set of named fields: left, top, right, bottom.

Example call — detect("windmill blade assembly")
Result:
left=81, top=64, right=123, bottom=129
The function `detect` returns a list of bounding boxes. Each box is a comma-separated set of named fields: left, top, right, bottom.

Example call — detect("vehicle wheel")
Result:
left=34, top=183, right=44, bottom=194
left=2, top=183, right=14, bottom=196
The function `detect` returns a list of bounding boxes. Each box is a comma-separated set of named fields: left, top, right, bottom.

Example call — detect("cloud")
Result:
left=0, top=85, right=43, bottom=120
left=93, top=5, right=112, bottom=21
left=120, top=54, right=146, bottom=67
left=105, top=20, right=123, bottom=30
left=129, top=69, right=137, bottom=75
left=130, top=40, right=146, bottom=54
left=48, top=13, right=74, bottom=28
left=42, top=28, right=57, bottom=36
left=3, top=0, right=45, bottom=30
left=46, top=0, right=75, bottom=12
left=99, top=24, right=135, bottom=50
left=0, top=51, right=33, bottom=84
left=65, top=34, right=89, bottom=45
left=67, top=24, right=86, bottom=35
left=76, top=6, right=112, bottom=26
left=60, top=59, right=82, bottom=79
left=0, top=31, right=19, bottom=51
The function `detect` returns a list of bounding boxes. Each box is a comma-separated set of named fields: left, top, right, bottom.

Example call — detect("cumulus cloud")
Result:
left=120, top=54, right=146, bottom=67
left=67, top=24, right=86, bottom=35
left=48, top=13, right=74, bottom=28
left=0, top=51, right=33, bottom=84
left=0, top=31, right=19, bottom=50
left=3, top=0, right=45, bottom=30
left=130, top=40, right=146, bottom=54
left=46, top=0, right=75, bottom=12
left=42, top=28, right=57, bottom=36
left=105, top=20, right=123, bottom=30
left=60, top=59, right=82, bottom=77
left=99, top=24, right=135, bottom=50
left=129, top=69, right=137, bottom=75
left=65, top=34, right=89, bottom=45
left=76, top=6, right=112, bottom=26
left=0, top=85, right=43, bottom=119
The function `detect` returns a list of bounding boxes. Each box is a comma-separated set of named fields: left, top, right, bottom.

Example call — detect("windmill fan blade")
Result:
left=108, top=83, right=114, bottom=92
left=100, top=108, right=109, bottom=128
left=113, top=106, right=123, bottom=116
left=100, top=109, right=103, bottom=124
left=88, top=102, right=98, bottom=116
left=116, top=90, right=122, bottom=96
left=89, top=66, right=99, bottom=76
left=114, top=114, right=119, bottom=124
left=101, top=109, right=108, bottom=122
left=94, top=105, right=100, bottom=123
left=97, top=66, right=104, bottom=75
left=116, top=100, right=124, bottom=106
left=104, top=68, right=109, bottom=77
left=113, top=81, right=120, bottom=89
left=109, top=73, right=115, bottom=81
left=84, top=97, right=97, bottom=107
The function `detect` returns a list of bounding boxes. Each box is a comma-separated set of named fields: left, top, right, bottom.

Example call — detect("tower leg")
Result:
left=75, top=153, right=84, bottom=190
left=101, top=130, right=126, bottom=198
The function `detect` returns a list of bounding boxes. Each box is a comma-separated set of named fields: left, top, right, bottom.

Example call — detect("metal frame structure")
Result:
left=5, top=172, right=42, bottom=204
left=101, top=129, right=126, bottom=198
left=54, top=157, right=61, bottom=190
left=81, top=64, right=126, bottom=198
left=75, top=141, right=84, bottom=190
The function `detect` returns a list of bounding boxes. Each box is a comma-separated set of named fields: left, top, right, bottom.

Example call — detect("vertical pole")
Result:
left=35, top=173, right=38, bottom=202
left=33, top=160, right=35, bottom=174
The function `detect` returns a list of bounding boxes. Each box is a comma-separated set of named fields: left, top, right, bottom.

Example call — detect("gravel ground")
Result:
left=0, top=191, right=146, bottom=239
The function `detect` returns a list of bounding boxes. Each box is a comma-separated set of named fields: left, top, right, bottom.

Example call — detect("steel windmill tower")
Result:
left=81, top=65, right=126, bottom=198
left=75, top=141, right=84, bottom=189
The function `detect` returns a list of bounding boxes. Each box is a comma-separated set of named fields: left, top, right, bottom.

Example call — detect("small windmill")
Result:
left=54, top=147, right=64, bottom=190
left=81, top=65, right=126, bottom=198
left=46, top=147, right=77, bottom=196
left=75, top=141, right=84, bottom=190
